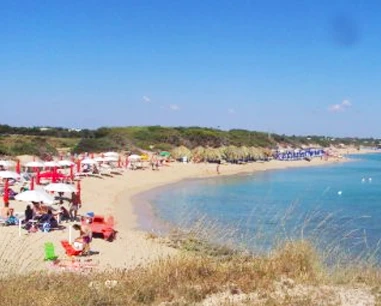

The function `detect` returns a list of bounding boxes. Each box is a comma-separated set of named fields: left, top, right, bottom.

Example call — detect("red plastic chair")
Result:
left=61, top=240, right=82, bottom=257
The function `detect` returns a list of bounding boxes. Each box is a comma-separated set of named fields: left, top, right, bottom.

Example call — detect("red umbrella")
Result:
left=15, top=160, right=21, bottom=174
left=76, top=180, right=81, bottom=204
left=3, top=179, right=9, bottom=205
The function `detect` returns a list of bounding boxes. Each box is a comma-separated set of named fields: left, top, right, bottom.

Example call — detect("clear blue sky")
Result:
left=1, top=1, right=380, bottom=137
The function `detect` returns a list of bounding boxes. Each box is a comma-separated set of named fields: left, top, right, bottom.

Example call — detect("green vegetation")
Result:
left=0, top=124, right=377, bottom=155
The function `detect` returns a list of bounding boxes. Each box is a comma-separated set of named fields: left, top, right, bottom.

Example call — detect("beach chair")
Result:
left=61, top=240, right=82, bottom=257
left=44, top=242, right=58, bottom=261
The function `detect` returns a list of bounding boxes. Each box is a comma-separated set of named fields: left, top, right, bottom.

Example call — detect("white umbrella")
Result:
left=128, top=154, right=141, bottom=161
left=104, top=152, right=119, bottom=157
left=0, top=160, right=15, bottom=168
left=44, top=183, right=77, bottom=193
left=25, top=161, right=44, bottom=168
left=94, top=157, right=105, bottom=162
left=104, top=156, right=118, bottom=162
left=0, top=170, right=21, bottom=180
left=81, top=158, right=97, bottom=165
left=15, top=190, right=55, bottom=205
left=58, top=160, right=75, bottom=167
left=44, top=161, right=60, bottom=168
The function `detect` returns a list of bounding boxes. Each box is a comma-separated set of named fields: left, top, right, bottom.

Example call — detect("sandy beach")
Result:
left=0, top=148, right=374, bottom=273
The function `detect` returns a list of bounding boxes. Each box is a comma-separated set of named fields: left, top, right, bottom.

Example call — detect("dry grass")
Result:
left=0, top=237, right=378, bottom=305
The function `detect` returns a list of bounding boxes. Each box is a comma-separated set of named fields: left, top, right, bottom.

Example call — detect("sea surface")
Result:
left=139, top=153, right=381, bottom=263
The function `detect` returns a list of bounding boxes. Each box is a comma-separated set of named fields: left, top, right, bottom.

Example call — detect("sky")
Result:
left=1, top=0, right=381, bottom=137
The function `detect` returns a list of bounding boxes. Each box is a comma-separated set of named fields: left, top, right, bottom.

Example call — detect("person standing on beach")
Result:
left=69, top=192, right=80, bottom=221
left=216, top=160, right=221, bottom=175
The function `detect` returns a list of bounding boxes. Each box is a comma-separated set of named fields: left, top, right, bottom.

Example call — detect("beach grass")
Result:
left=0, top=232, right=380, bottom=305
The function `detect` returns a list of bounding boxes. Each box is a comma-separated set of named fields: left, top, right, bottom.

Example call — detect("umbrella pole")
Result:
left=18, top=218, right=22, bottom=237
left=69, top=225, right=72, bottom=244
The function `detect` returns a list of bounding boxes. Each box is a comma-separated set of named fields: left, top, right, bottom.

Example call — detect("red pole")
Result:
left=76, top=159, right=81, bottom=173
left=125, top=157, right=129, bottom=169
left=3, top=179, right=9, bottom=205
left=30, top=176, right=35, bottom=190
left=76, top=180, right=81, bottom=204
left=52, top=167, right=56, bottom=183
left=16, top=159, right=20, bottom=174
left=70, top=165, right=74, bottom=181
left=36, top=168, right=40, bottom=185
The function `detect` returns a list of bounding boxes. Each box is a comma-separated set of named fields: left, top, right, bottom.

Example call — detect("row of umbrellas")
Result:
left=14, top=183, right=78, bottom=205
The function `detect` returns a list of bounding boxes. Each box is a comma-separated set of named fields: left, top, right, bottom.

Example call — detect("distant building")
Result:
left=39, top=127, right=51, bottom=131
left=68, top=128, right=82, bottom=132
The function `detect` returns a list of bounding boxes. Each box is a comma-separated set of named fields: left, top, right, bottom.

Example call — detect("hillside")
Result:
left=0, top=124, right=375, bottom=157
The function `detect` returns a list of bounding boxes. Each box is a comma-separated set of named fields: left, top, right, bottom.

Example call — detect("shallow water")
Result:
left=141, top=153, right=381, bottom=262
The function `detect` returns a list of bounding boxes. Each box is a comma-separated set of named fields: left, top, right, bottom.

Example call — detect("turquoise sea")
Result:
left=139, top=153, right=381, bottom=263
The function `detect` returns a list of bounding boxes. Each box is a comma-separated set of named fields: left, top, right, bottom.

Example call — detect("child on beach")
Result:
left=73, top=219, right=92, bottom=255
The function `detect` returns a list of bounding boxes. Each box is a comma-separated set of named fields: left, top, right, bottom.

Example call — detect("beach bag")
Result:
left=42, top=222, right=51, bottom=233
left=73, top=241, right=84, bottom=251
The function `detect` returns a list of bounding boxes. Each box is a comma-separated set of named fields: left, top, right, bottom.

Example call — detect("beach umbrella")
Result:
left=203, top=148, right=222, bottom=162
left=25, top=161, right=44, bottom=168
left=239, top=146, right=250, bottom=160
left=171, top=146, right=192, bottom=160
left=104, top=156, right=118, bottom=162
left=81, top=158, right=97, bottom=165
left=159, top=151, right=171, bottom=158
left=3, top=178, right=9, bottom=205
left=44, top=183, right=77, bottom=193
left=224, top=145, right=239, bottom=162
left=58, top=160, right=75, bottom=167
left=104, top=152, right=119, bottom=157
left=0, top=160, right=15, bottom=168
left=44, top=161, right=60, bottom=168
left=0, top=171, right=21, bottom=180
left=127, top=154, right=141, bottom=161
left=191, top=146, right=205, bottom=162
left=15, top=189, right=54, bottom=205
left=94, top=156, right=105, bottom=162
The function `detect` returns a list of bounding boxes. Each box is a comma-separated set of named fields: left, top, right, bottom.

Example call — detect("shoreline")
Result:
left=125, top=153, right=361, bottom=233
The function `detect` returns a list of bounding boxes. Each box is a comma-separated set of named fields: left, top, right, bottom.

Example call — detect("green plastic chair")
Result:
left=44, top=242, right=58, bottom=261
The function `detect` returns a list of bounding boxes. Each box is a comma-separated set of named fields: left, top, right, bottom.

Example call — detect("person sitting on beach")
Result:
left=0, top=202, right=11, bottom=222
left=72, top=221, right=92, bottom=255
left=59, top=206, right=71, bottom=222
left=24, top=205, right=34, bottom=222
left=38, top=209, right=58, bottom=231
left=5, top=208, right=18, bottom=226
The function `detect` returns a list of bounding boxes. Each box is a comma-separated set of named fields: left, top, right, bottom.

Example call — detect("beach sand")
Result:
left=0, top=148, right=373, bottom=273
